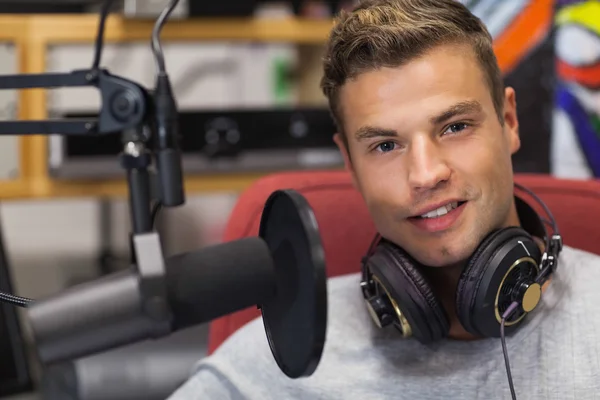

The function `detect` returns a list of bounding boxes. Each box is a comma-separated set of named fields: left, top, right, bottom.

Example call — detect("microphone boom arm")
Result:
left=0, top=67, right=162, bottom=263
left=0, top=69, right=149, bottom=136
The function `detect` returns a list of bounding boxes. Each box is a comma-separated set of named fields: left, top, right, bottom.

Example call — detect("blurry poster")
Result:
left=551, top=0, right=600, bottom=179
left=462, top=0, right=556, bottom=173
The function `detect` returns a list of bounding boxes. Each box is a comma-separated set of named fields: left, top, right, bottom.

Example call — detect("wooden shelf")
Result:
left=26, top=14, right=334, bottom=44
left=0, top=16, right=27, bottom=41
left=0, top=173, right=272, bottom=200
left=0, top=181, right=31, bottom=200
left=39, top=173, right=271, bottom=199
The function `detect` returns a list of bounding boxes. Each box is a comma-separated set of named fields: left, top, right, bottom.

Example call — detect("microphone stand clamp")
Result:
left=132, top=231, right=173, bottom=337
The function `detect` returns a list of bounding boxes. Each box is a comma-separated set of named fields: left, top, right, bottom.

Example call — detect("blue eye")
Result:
left=445, top=123, right=468, bottom=135
left=376, top=142, right=396, bottom=152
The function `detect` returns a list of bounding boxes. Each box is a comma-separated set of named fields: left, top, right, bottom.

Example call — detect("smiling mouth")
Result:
left=406, top=201, right=468, bottom=233
left=409, top=201, right=467, bottom=220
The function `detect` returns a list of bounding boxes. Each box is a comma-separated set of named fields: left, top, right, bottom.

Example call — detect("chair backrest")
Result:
left=207, top=170, right=600, bottom=354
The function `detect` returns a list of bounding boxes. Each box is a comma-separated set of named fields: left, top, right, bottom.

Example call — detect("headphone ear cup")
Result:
left=455, top=227, right=542, bottom=338
left=368, top=241, right=450, bottom=343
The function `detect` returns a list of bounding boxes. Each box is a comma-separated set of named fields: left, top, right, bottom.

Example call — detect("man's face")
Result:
left=335, top=43, right=521, bottom=267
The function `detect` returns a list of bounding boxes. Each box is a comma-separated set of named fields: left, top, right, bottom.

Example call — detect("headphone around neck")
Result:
left=359, top=182, right=563, bottom=343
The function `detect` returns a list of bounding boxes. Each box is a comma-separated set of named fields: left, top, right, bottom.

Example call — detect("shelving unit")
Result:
left=28, top=14, right=334, bottom=43
left=0, top=14, right=334, bottom=200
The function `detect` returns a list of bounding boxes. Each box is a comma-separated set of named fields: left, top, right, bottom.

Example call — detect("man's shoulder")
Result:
left=539, top=244, right=600, bottom=335
left=561, top=244, right=600, bottom=263
left=558, top=245, right=600, bottom=278
left=542, top=244, right=600, bottom=306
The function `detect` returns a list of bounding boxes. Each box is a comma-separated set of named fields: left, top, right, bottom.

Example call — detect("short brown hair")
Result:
left=321, top=0, right=505, bottom=144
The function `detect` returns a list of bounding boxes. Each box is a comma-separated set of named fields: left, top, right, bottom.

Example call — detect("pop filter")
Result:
left=258, top=189, right=328, bottom=379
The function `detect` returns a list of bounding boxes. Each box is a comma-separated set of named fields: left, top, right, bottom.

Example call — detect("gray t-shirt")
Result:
left=168, top=245, right=600, bottom=399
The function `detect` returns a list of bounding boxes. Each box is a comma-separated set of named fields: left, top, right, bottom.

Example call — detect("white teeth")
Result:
left=420, top=202, right=459, bottom=219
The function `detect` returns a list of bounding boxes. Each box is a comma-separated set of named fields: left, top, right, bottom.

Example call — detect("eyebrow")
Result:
left=430, top=100, right=483, bottom=125
left=355, top=126, right=398, bottom=141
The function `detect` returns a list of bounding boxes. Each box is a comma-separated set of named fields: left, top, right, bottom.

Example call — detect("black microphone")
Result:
left=26, top=189, right=328, bottom=380
left=28, top=237, right=274, bottom=363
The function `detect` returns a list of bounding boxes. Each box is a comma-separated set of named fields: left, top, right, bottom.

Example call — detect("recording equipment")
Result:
left=0, top=0, right=328, bottom=383
left=359, top=182, right=563, bottom=400
left=187, top=1, right=257, bottom=17
left=0, top=1, right=88, bottom=14
left=51, top=108, right=340, bottom=180
left=28, top=189, right=327, bottom=378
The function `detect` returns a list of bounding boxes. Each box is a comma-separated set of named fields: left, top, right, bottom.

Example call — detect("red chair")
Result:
left=207, top=170, right=600, bottom=354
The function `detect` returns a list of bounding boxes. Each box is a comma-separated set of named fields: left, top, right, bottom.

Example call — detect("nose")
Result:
left=407, top=136, right=451, bottom=191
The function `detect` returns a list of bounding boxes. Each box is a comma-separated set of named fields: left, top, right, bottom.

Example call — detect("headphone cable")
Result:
left=151, top=0, right=180, bottom=75
left=0, top=291, right=33, bottom=308
left=501, top=301, right=519, bottom=400
left=151, top=200, right=163, bottom=230
left=91, top=0, right=116, bottom=71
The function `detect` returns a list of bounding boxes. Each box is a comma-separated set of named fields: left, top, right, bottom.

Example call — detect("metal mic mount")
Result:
left=0, top=67, right=163, bottom=231
left=0, top=73, right=177, bottom=230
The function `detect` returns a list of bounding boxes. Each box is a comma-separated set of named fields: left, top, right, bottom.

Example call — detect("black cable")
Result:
left=541, top=218, right=552, bottom=230
left=151, top=200, right=163, bottom=230
left=151, top=0, right=185, bottom=208
left=501, top=301, right=520, bottom=400
left=151, top=0, right=181, bottom=75
left=0, top=292, right=33, bottom=308
left=91, top=0, right=116, bottom=71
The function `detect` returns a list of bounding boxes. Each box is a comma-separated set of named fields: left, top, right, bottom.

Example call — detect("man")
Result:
left=168, top=1, right=600, bottom=398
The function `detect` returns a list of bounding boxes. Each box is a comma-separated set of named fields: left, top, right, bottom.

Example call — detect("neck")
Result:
left=420, top=262, right=476, bottom=340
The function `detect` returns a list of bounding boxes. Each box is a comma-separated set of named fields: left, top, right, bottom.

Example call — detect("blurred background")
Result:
left=0, top=0, right=596, bottom=399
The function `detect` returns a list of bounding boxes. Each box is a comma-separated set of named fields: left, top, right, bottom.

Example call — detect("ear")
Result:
left=503, top=87, right=520, bottom=154
left=333, top=132, right=359, bottom=189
